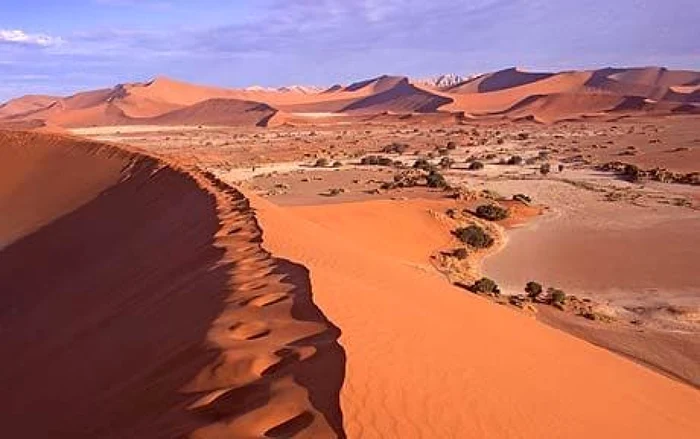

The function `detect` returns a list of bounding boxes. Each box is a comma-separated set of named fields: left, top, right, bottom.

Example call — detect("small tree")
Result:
left=426, top=170, right=448, bottom=188
left=540, top=163, right=551, bottom=175
left=475, top=204, right=509, bottom=221
left=454, top=225, right=494, bottom=249
left=525, top=281, right=543, bottom=299
left=471, top=277, right=500, bottom=294
left=548, top=288, right=566, bottom=305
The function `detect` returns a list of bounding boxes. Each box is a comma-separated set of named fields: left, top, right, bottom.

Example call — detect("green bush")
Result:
left=475, top=204, right=509, bottom=221
left=361, top=155, right=393, bottom=166
left=413, top=158, right=434, bottom=171
left=548, top=288, right=566, bottom=305
left=426, top=170, right=449, bottom=188
left=471, top=277, right=500, bottom=294
left=454, top=225, right=494, bottom=249
left=507, top=155, right=523, bottom=165
left=468, top=161, right=485, bottom=170
left=525, top=281, right=543, bottom=298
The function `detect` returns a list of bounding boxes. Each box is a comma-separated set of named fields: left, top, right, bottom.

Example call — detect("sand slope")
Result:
left=144, top=98, right=278, bottom=127
left=251, top=196, right=700, bottom=438
left=0, top=131, right=345, bottom=438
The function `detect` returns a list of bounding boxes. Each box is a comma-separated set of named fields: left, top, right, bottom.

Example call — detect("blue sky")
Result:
left=1, top=0, right=698, bottom=101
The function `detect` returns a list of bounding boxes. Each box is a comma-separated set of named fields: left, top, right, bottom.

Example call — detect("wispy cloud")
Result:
left=0, top=0, right=698, bottom=102
left=0, top=29, right=63, bottom=47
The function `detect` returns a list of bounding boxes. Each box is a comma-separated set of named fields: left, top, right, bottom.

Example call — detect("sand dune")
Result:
left=144, top=98, right=278, bottom=127
left=0, top=131, right=345, bottom=438
left=340, top=78, right=453, bottom=114
left=446, top=67, right=554, bottom=94
left=0, top=95, right=59, bottom=118
left=251, top=196, right=700, bottom=438
left=2, top=67, right=700, bottom=128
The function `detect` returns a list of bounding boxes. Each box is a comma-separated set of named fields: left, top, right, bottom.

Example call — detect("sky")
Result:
left=0, top=0, right=698, bottom=101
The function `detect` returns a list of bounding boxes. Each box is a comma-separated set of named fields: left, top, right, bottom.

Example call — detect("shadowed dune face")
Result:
left=0, top=131, right=130, bottom=248
left=0, top=132, right=345, bottom=438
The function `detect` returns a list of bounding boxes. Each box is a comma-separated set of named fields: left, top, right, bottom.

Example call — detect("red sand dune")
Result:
left=251, top=196, right=700, bottom=439
left=1, top=67, right=699, bottom=127
left=0, top=130, right=345, bottom=438
left=144, top=98, right=278, bottom=127
left=0, top=95, right=59, bottom=119
left=446, top=67, right=555, bottom=94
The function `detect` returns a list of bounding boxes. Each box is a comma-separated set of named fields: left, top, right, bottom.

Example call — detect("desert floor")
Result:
left=64, top=115, right=700, bottom=436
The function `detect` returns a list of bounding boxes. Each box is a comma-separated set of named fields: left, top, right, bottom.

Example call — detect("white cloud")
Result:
left=0, top=29, right=63, bottom=47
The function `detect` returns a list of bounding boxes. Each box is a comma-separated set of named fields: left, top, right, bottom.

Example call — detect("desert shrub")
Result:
left=525, top=281, right=543, bottom=298
left=512, top=193, right=531, bottom=203
left=471, top=277, right=500, bottom=294
left=548, top=288, right=566, bottom=305
left=516, top=132, right=530, bottom=140
left=453, top=248, right=469, bottom=260
left=507, top=155, right=523, bottom=165
left=332, top=161, right=343, bottom=168
left=453, top=225, right=494, bottom=249
left=413, top=158, right=434, bottom=171
left=361, top=155, right=393, bottom=166
left=314, top=158, right=329, bottom=167
left=623, top=164, right=642, bottom=182
left=485, top=153, right=498, bottom=160
left=475, top=204, right=509, bottom=221
left=426, top=170, right=448, bottom=188
left=540, top=163, right=551, bottom=175
left=325, top=188, right=345, bottom=197
left=382, top=142, right=409, bottom=154
left=446, top=141, right=457, bottom=150
left=558, top=164, right=564, bottom=172
left=439, top=157, right=455, bottom=169
left=468, top=161, right=485, bottom=170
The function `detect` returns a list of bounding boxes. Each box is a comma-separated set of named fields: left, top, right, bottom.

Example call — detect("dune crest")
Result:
left=0, top=131, right=345, bottom=438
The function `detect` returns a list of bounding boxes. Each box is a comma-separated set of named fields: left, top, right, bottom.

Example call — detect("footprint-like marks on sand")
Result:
left=228, top=321, right=271, bottom=341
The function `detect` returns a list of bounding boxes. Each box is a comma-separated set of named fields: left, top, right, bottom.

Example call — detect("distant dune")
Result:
left=144, top=98, right=278, bottom=127
left=1, top=66, right=699, bottom=127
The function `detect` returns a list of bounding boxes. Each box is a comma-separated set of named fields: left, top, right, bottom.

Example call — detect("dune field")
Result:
left=1, top=66, right=700, bottom=438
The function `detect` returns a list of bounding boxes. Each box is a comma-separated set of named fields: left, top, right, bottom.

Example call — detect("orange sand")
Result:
left=0, top=131, right=344, bottom=438
left=251, top=195, right=700, bottom=438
